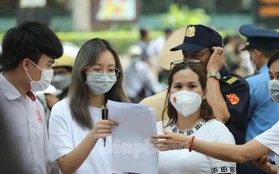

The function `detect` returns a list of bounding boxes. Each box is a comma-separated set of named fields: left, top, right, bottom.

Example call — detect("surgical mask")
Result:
left=170, top=90, right=202, bottom=117
left=52, top=74, right=71, bottom=90
left=26, top=61, right=54, bottom=92
left=269, top=79, right=279, bottom=102
left=86, top=72, right=117, bottom=95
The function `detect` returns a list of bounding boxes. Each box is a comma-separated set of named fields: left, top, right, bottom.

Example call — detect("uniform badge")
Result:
left=221, top=76, right=239, bottom=85
left=185, top=26, right=195, bottom=37
left=226, top=94, right=239, bottom=105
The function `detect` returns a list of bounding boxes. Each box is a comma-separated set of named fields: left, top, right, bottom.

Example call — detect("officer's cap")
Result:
left=239, top=24, right=279, bottom=50
left=170, top=24, right=222, bottom=52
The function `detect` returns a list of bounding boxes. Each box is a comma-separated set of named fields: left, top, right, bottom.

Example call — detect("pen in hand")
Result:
left=102, top=105, right=108, bottom=147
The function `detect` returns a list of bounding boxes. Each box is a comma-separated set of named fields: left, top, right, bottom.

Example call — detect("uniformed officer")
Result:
left=170, top=24, right=250, bottom=144
left=240, top=24, right=279, bottom=174
left=141, top=24, right=250, bottom=174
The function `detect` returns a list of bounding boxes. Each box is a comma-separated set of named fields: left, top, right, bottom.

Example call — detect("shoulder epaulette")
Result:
left=221, top=75, right=239, bottom=85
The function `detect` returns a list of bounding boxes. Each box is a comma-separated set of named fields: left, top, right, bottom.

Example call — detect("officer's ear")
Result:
left=251, top=48, right=262, bottom=59
left=248, top=48, right=260, bottom=60
left=253, top=49, right=261, bottom=58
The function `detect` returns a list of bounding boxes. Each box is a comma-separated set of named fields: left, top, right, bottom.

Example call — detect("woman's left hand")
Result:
left=152, top=130, right=190, bottom=151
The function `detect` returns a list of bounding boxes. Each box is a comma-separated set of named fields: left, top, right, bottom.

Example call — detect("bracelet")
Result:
left=189, top=136, right=195, bottom=152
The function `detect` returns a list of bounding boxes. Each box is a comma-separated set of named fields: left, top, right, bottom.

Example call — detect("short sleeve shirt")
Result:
left=48, top=99, right=114, bottom=174
left=157, top=119, right=236, bottom=174
left=0, top=73, right=48, bottom=174
left=245, top=65, right=279, bottom=142
left=219, top=66, right=250, bottom=145
left=255, top=121, right=279, bottom=174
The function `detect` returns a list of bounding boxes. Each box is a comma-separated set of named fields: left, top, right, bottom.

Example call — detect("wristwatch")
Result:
left=207, top=71, right=221, bottom=80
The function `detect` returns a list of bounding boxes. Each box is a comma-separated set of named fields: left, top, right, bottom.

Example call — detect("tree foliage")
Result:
left=159, top=4, right=210, bottom=29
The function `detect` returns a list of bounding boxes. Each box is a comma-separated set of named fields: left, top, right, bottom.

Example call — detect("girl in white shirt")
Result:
left=48, top=38, right=129, bottom=174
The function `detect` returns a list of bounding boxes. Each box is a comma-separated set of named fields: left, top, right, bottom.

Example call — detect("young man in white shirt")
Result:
left=0, top=21, right=63, bottom=174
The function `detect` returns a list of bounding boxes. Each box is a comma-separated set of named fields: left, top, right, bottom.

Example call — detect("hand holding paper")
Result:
left=92, top=119, right=118, bottom=140
left=107, top=100, right=158, bottom=174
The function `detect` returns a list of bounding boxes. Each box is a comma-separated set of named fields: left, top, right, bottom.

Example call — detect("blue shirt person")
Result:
left=240, top=24, right=279, bottom=174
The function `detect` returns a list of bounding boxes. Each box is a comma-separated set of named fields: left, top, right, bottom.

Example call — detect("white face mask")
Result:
left=170, top=90, right=202, bottom=117
left=269, top=79, right=279, bottom=102
left=86, top=72, right=117, bottom=95
left=26, top=61, right=54, bottom=92
left=52, top=74, right=71, bottom=90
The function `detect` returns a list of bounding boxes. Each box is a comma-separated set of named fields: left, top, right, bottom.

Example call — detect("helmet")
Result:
left=128, top=45, right=142, bottom=57
left=52, top=54, right=75, bottom=68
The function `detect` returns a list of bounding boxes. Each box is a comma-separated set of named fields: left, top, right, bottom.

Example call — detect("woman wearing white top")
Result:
left=153, top=51, right=279, bottom=174
left=48, top=38, right=129, bottom=174
left=155, top=60, right=236, bottom=174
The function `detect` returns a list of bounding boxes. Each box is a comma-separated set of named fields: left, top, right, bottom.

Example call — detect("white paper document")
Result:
left=107, top=100, right=158, bottom=174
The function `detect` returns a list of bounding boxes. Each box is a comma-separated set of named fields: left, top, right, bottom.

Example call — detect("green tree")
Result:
left=160, top=4, right=210, bottom=29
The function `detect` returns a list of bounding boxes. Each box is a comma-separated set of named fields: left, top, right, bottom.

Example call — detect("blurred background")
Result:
left=0, top=0, right=278, bottom=54
left=0, top=0, right=278, bottom=102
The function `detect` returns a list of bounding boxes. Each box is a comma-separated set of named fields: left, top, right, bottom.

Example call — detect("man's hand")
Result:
left=207, top=46, right=225, bottom=72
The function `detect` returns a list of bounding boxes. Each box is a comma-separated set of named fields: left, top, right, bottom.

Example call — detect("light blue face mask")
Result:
left=86, top=72, right=117, bottom=95
left=269, top=79, right=279, bottom=102
left=52, top=74, right=71, bottom=90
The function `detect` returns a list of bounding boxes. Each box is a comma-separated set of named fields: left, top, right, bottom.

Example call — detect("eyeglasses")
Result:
left=170, top=59, right=202, bottom=70
left=88, top=66, right=120, bottom=77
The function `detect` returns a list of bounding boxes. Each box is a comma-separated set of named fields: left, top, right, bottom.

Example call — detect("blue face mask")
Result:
left=86, top=72, right=117, bottom=95
left=269, top=79, right=279, bottom=102
left=52, top=74, right=71, bottom=90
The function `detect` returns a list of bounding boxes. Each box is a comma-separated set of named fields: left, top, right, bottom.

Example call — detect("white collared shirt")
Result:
left=0, top=73, right=48, bottom=174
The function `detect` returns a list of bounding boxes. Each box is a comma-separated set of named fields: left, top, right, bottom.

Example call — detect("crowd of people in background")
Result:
left=1, top=21, right=279, bottom=174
